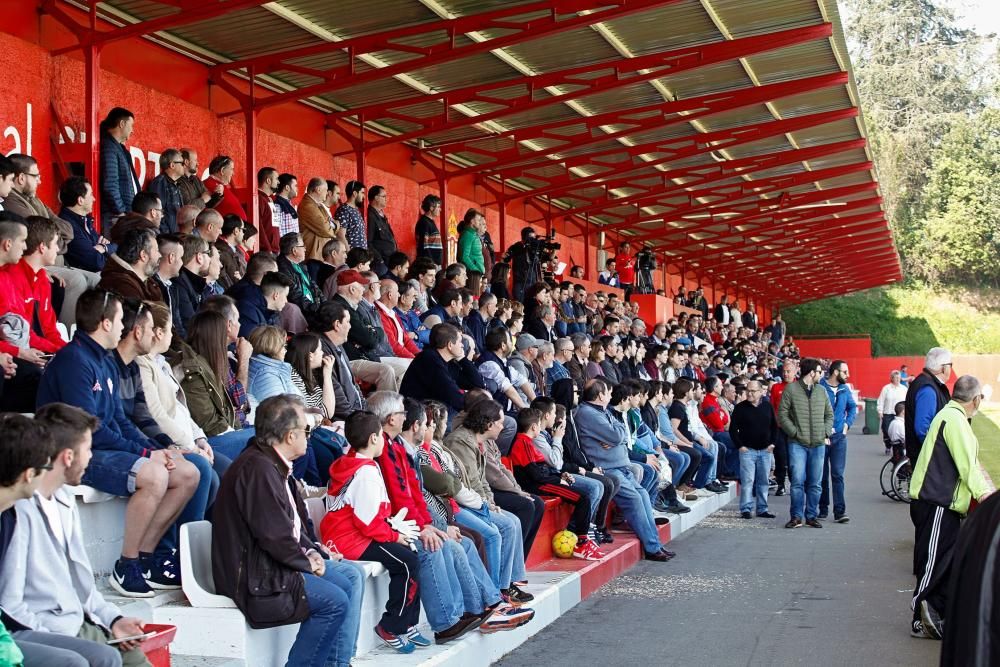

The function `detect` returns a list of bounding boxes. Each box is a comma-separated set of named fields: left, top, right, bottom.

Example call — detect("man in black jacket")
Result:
left=276, top=232, right=322, bottom=323
left=730, top=379, right=778, bottom=519
left=331, top=269, right=397, bottom=391
left=366, top=185, right=397, bottom=276
left=311, top=301, right=366, bottom=419
left=399, top=323, right=484, bottom=415
left=172, top=234, right=210, bottom=334
left=212, top=394, right=364, bottom=666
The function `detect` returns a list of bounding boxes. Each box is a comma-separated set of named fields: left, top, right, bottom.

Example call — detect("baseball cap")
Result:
left=336, top=269, right=367, bottom=287
left=516, top=333, right=542, bottom=352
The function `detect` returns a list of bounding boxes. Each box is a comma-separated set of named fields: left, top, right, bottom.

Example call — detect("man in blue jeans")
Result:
left=575, top=377, right=674, bottom=562
left=819, top=360, right=857, bottom=523
left=777, top=358, right=833, bottom=529
left=730, top=380, right=778, bottom=519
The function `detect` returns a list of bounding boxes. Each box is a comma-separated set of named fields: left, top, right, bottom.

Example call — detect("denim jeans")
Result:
left=207, top=428, right=255, bottom=480
left=287, top=560, right=355, bottom=667
left=568, top=473, right=603, bottom=524
left=662, top=447, right=689, bottom=484
left=413, top=539, right=465, bottom=632
left=455, top=505, right=525, bottom=589
left=739, top=449, right=773, bottom=514
left=326, top=560, right=364, bottom=666
left=452, top=535, right=501, bottom=614
left=604, top=466, right=662, bottom=554
left=714, top=431, right=738, bottom=478
left=691, top=441, right=716, bottom=488
left=157, top=452, right=214, bottom=557
left=820, top=432, right=848, bottom=517
left=788, top=442, right=826, bottom=521
left=636, top=462, right=660, bottom=499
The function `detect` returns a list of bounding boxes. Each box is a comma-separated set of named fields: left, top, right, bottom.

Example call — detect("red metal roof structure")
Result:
left=38, top=0, right=901, bottom=306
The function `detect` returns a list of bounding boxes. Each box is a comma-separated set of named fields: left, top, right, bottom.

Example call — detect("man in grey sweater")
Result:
left=575, top=377, right=673, bottom=562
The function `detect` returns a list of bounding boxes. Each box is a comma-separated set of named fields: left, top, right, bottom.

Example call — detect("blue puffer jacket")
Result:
left=574, top=401, right=631, bottom=470
left=229, top=278, right=278, bottom=339
left=247, top=355, right=298, bottom=406
left=819, top=378, right=858, bottom=434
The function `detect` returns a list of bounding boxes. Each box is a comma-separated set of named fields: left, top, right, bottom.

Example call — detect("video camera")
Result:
left=525, top=231, right=561, bottom=263
left=635, top=248, right=656, bottom=271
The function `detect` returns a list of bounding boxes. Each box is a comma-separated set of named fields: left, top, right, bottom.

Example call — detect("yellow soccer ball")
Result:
left=551, top=530, right=578, bottom=559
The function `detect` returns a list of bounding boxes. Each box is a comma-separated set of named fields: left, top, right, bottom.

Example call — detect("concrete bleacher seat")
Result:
left=67, top=484, right=128, bottom=576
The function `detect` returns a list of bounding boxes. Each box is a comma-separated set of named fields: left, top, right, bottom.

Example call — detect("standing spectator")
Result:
left=177, top=148, right=221, bottom=209
left=415, top=195, right=443, bottom=266
left=366, top=185, right=397, bottom=275
left=899, top=364, right=910, bottom=385
left=904, top=347, right=953, bottom=462
left=211, top=394, right=364, bottom=667
left=614, top=243, right=635, bottom=294
left=203, top=156, right=245, bottom=222
left=254, top=167, right=279, bottom=253
left=908, top=375, right=995, bottom=640
left=59, top=176, right=115, bottom=273
left=299, top=178, right=341, bottom=261
left=818, top=362, right=857, bottom=521
left=769, top=359, right=797, bottom=496
left=778, top=358, right=833, bottom=529
left=877, top=370, right=909, bottom=455
left=148, top=149, right=185, bottom=234
left=0, top=405, right=153, bottom=666
left=731, top=380, right=777, bottom=519
left=335, top=181, right=367, bottom=250
left=272, top=172, right=299, bottom=238
left=98, top=107, right=140, bottom=229
left=714, top=296, right=730, bottom=325
left=457, top=209, right=485, bottom=294
left=489, top=262, right=511, bottom=300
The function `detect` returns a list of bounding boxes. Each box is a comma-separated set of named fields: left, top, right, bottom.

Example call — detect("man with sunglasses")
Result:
left=148, top=149, right=186, bottom=235
left=908, top=375, right=996, bottom=640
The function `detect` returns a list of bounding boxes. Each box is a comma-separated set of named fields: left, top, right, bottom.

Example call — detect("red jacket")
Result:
left=770, top=381, right=788, bottom=419
left=376, top=434, right=433, bottom=528
left=700, top=393, right=729, bottom=433
left=0, top=260, right=66, bottom=355
left=320, top=452, right=397, bottom=560
left=375, top=301, right=419, bottom=359
left=204, top=176, right=246, bottom=222
left=255, top=190, right=279, bottom=254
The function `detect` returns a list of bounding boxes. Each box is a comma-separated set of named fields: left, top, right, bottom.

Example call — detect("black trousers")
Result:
left=676, top=444, right=702, bottom=488
left=359, top=541, right=422, bottom=635
left=773, top=428, right=789, bottom=488
left=880, top=414, right=895, bottom=448
left=585, top=470, right=620, bottom=528
left=910, top=499, right=962, bottom=621
left=0, top=360, right=42, bottom=413
left=493, top=490, right=545, bottom=554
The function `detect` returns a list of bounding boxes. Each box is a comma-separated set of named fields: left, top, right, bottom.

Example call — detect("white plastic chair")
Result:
left=179, top=521, right=236, bottom=608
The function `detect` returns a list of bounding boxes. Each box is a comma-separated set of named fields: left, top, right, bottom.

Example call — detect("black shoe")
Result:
left=667, top=502, right=691, bottom=514
left=775, top=487, right=785, bottom=496
left=834, top=514, right=850, bottom=523
left=919, top=601, right=944, bottom=639
left=659, top=548, right=676, bottom=558
left=757, top=511, right=776, bottom=519
left=506, top=583, right=534, bottom=605
left=643, top=549, right=671, bottom=562
left=817, top=513, right=828, bottom=520
left=805, top=518, right=823, bottom=528
left=768, top=478, right=778, bottom=487
left=595, top=528, right=615, bottom=544
left=741, top=511, right=752, bottom=519
left=714, top=480, right=731, bottom=488
left=652, top=498, right=671, bottom=513
left=785, top=518, right=803, bottom=529
left=434, top=615, right=481, bottom=644
left=706, top=482, right=727, bottom=494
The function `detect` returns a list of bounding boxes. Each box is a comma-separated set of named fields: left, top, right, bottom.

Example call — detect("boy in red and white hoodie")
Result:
left=321, top=411, right=424, bottom=654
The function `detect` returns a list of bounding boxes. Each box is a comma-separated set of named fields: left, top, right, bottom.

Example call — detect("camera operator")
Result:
left=505, top=226, right=543, bottom=303
left=614, top=242, right=636, bottom=296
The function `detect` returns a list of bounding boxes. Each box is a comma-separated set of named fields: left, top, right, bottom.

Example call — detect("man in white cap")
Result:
left=903, top=347, right=953, bottom=462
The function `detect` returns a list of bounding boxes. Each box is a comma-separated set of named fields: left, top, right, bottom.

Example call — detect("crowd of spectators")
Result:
left=0, top=105, right=851, bottom=666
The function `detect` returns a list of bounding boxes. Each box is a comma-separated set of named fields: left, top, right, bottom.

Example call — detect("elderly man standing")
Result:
left=730, top=379, right=777, bottom=519
left=908, top=375, right=995, bottom=640
left=778, top=358, right=833, bottom=529
left=904, top=347, right=953, bottom=462
left=877, top=370, right=909, bottom=455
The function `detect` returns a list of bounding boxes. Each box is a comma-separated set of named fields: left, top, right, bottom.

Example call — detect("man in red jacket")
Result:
left=375, top=279, right=419, bottom=359
left=0, top=217, right=66, bottom=355
left=769, top=359, right=798, bottom=495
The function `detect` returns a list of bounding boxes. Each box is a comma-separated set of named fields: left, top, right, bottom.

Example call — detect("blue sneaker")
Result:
left=405, top=626, right=432, bottom=647
left=141, top=552, right=181, bottom=590
left=375, top=624, right=414, bottom=654
left=109, top=558, right=154, bottom=598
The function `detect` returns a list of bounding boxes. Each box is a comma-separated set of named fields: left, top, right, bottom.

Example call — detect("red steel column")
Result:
left=583, top=216, right=591, bottom=280
left=244, top=68, right=259, bottom=233
left=85, top=42, right=102, bottom=230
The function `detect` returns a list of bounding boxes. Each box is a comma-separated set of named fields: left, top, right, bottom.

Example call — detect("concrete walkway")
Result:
left=498, top=429, right=941, bottom=667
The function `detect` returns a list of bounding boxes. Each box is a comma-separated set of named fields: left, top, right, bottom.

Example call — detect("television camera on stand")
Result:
left=634, top=247, right=656, bottom=295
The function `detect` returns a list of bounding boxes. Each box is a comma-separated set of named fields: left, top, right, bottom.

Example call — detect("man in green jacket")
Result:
left=908, top=375, right=995, bottom=640
left=778, top=358, right=833, bottom=529
left=457, top=209, right=486, bottom=295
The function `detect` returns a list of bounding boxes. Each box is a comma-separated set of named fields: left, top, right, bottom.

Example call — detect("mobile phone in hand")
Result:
left=107, top=631, right=155, bottom=645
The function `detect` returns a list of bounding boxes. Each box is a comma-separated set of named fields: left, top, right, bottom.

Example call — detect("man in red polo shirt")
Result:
left=769, top=359, right=799, bottom=496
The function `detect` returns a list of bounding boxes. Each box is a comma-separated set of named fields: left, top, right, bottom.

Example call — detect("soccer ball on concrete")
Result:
left=551, top=530, right=578, bottom=559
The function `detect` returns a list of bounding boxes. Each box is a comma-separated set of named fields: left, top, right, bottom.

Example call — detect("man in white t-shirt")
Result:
left=877, top=370, right=909, bottom=454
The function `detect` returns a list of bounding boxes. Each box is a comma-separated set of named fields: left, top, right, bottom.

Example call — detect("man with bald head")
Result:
left=375, top=278, right=420, bottom=359
left=194, top=208, right=223, bottom=243
left=730, top=379, right=777, bottom=520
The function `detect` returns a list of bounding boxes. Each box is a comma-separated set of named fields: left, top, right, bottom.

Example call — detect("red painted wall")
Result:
left=796, top=336, right=873, bottom=359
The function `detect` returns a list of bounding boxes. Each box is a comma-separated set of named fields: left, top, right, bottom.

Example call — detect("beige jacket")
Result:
left=136, top=352, right=207, bottom=449
left=297, top=194, right=337, bottom=261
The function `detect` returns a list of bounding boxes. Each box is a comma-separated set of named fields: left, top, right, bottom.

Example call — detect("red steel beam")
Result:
left=216, top=0, right=679, bottom=112
left=530, top=138, right=867, bottom=224
left=498, top=107, right=859, bottom=204
left=367, top=24, right=835, bottom=151
left=440, top=72, right=848, bottom=179
left=45, top=0, right=272, bottom=52
left=705, top=234, right=895, bottom=279
left=599, top=160, right=873, bottom=234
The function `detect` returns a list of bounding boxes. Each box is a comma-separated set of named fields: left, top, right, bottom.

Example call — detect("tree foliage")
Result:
left=845, top=0, right=999, bottom=284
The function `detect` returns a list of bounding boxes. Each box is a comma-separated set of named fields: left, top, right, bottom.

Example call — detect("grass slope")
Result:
left=783, top=285, right=1000, bottom=356
left=974, top=404, right=1000, bottom=483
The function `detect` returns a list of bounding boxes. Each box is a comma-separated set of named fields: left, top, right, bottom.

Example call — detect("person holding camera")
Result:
left=504, top=227, right=543, bottom=304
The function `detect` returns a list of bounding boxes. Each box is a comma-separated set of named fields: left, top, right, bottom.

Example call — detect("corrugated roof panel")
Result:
left=653, top=61, right=752, bottom=99
left=169, top=7, right=319, bottom=61
left=604, top=0, right=724, bottom=55
left=691, top=105, right=780, bottom=132
left=789, top=119, right=861, bottom=147
left=404, top=52, right=524, bottom=91
left=744, top=41, right=841, bottom=83
left=440, top=0, right=542, bottom=14
left=319, top=77, right=423, bottom=110
left=574, top=80, right=671, bottom=116
left=279, top=0, right=439, bottom=39
left=104, top=0, right=177, bottom=21
left=707, top=0, right=825, bottom=37
left=501, top=28, right=621, bottom=74
left=768, top=87, right=853, bottom=119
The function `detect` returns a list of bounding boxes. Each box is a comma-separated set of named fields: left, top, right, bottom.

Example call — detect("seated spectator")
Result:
left=277, top=232, right=321, bottom=320
left=131, top=191, right=164, bottom=232
left=229, top=253, right=281, bottom=337
left=466, top=292, right=494, bottom=353
left=323, top=247, right=373, bottom=300
left=386, top=251, right=410, bottom=286
left=587, top=340, right=607, bottom=380
left=524, top=303, right=557, bottom=343
left=331, top=270, right=397, bottom=391
left=58, top=175, right=115, bottom=273
left=106, top=212, right=158, bottom=246
left=152, top=233, right=185, bottom=337
left=0, top=405, right=152, bottom=666
left=375, top=278, right=420, bottom=359
left=564, top=333, right=590, bottom=391
left=98, top=228, right=164, bottom=302
left=0, top=216, right=67, bottom=354
left=193, top=208, right=223, bottom=244
left=546, top=336, right=573, bottom=394
left=369, top=391, right=502, bottom=644
left=509, top=407, right=605, bottom=561
left=285, top=332, right=337, bottom=420
left=400, top=323, right=484, bottom=414
left=443, top=397, right=533, bottom=604
left=304, top=238, right=345, bottom=290
left=201, top=245, right=225, bottom=300
left=489, top=262, right=511, bottom=301
left=576, top=377, right=672, bottom=561
left=359, top=272, right=411, bottom=382
left=422, top=287, right=462, bottom=325
left=36, top=289, right=199, bottom=597
left=173, top=234, right=211, bottom=333
left=212, top=394, right=364, bottom=667
left=322, top=411, right=423, bottom=653
left=215, top=214, right=247, bottom=289
left=309, top=301, right=367, bottom=419
left=138, top=301, right=247, bottom=477
left=300, top=178, right=341, bottom=261
left=669, top=379, right=722, bottom=493
left=407, top=256, right=438, bottom=310
left=689, top=380, right=733, bottom=486
left=396, top=281, right=428, bottom=348
left=246, top=325, right=297, bottom=404
left=477, top=328, right=530, bottom=412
